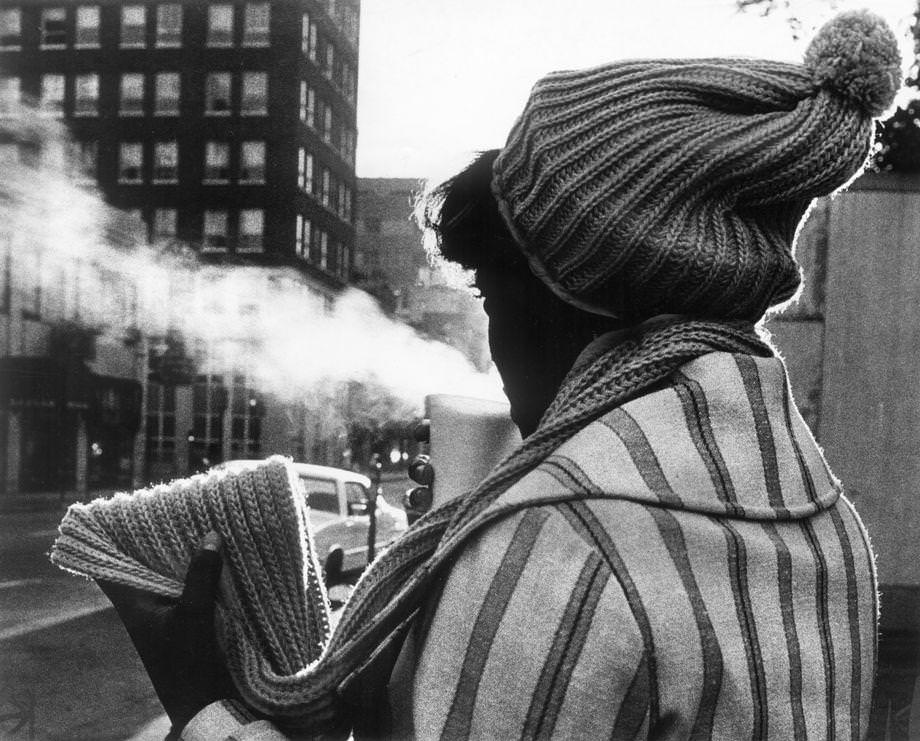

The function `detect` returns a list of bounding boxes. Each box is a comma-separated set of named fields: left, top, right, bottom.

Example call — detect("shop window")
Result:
left=118, top=142, right=143, bottom=183
left=74, top=74, right=99, bottom=116
left=75, top=6, right=99, bottom=47
left=153, top=141, right=178, bottom=183
left=154, top=72, right=180, bottom=115
left=241, top=72, right=267, bottom=115
left=207, top=4, right=234, bottom=46
left=204, top=141, right=230, bottom=182
left=204, top=72, right=231, bottom=115
left=156, top=4, right=182, bottom=47
left=153, top=208, right=177, bottom=242
left=41, top=74, right=65, bottom=117
left=121, top=5, right=146, bottom=47
left=41, top=8, right=67, bottom=48
left=238, top=209, right=264, bottom=252
left=146, top=381, right=177, bottom=466
left=0, top=9, right=21, bottom=49
left=120, top=73, right=145, bottom=115
left=203, top=210, right=228, bottom=251
left=242, top=3, right=269, bottom=46
left=0, top=77, right=19, bottom=118
left=240, top=141, right=265, bottom=183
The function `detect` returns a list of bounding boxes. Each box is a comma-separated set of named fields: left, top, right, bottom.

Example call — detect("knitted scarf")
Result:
left=265, top=318, right=772, bottom=734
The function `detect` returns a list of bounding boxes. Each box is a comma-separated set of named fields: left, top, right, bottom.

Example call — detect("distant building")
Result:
left=355, top=177, right=489, bottom=372
left=0, top=0, right=361, bottom=497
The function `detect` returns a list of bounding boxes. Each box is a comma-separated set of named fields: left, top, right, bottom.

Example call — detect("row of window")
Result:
left=301, top=12, right=357, bottom=106
left=297, top=149, right=354, bottom=222
left=112, top=140, right=267, bottom=185
left=0, top=4, right=270, bottom=51
left=0, top=71, right=269, bottom=118
left=130, top=207, right=264, bottom=252
left=299, top=81, right=356, bottom=165
left=320, top=0, right=359, bottom=48
left=295, top=214, right=350, bottom=280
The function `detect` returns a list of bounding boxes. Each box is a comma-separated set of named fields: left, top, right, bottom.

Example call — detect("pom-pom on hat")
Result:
left=492, top=10, right=902, bottom=321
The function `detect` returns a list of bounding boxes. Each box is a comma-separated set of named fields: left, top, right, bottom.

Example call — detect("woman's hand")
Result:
left=97, top=532, right=237, bottom=735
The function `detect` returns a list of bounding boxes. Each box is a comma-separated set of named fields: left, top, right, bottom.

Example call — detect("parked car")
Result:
left=216, top=460, right=409, bottom=574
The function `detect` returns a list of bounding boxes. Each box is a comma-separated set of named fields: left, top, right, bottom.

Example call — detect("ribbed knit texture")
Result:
left=491, top=11, right=901, bottom=320
left=51, top=458, right=331, bottom=722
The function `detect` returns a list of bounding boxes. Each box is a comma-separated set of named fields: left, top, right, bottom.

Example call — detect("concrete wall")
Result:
left=770, top=174, right=920, bottom=587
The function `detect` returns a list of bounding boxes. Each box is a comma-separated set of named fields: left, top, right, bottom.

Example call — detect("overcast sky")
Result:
left=354, top=0, right=914, bottom=179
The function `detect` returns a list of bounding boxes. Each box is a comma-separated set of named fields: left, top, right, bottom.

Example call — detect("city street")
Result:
left=0, top=475, right=411, bottom=740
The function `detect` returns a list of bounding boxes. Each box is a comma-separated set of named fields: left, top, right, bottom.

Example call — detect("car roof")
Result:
left=219, top=459, right=371, bottom=488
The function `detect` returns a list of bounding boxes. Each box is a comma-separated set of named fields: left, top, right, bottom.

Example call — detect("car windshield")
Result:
left=300, top=476, right=338, bottom=514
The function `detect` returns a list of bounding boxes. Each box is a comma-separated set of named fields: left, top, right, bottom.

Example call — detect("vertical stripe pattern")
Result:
left=441, top=509, right=551, bottom=739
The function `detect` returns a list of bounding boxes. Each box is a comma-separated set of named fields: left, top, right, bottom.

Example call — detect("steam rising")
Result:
left=2, top=105, right=502, bottom=422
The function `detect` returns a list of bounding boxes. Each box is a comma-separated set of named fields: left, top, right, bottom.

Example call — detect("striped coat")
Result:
left=390, top=352, right=877, bottom=740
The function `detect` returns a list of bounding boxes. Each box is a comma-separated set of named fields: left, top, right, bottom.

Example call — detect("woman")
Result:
left=108, top=10, right=899, bottom=739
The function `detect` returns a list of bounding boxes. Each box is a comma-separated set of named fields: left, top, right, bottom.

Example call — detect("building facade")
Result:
left=355, top=177, right=490, bottom=372
left=0, top=0, right=361, bottom=497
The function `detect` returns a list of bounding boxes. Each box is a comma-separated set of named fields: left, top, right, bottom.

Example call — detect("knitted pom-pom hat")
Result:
left=491, top=10, right=902, bottom=320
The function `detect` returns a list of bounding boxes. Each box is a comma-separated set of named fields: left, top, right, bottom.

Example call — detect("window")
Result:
left=343, top=6, right=359, bottom=46
left=41, top=74, right=65, bottom=116
left=119, top=143, right=143, bottom=183
left=146, top=382, right=177, bottom=466
left=0, top=77, right=19, bottom=117
left=302, top=477, right=338, bottom=514
left=319, top=230, right=328, bottom=270
left=207, top=4, right=234, bottom=46
left=302, top=15, right=317, bottom=61
left=340, top=243, right=350, bottom=280
left=343, top=185, right=352, bottom=221
left=190, top=372, right=225, bottom=469
left=324, top=43, right=334, bottom=80
left=299, top=81, right=307, bottom=122
left=301, top=13, right=312, bottom=55
left=344, top=128, right=356, bottom=164
left=156, top=4, right=182, bottom=47
left=297, top=148, right=306, bottom=189
left=22, top=249, right=41, bottom=320
left=240, top=141, right=265, bottom=183
left=203, top=210, right=228, bottom=251
left=121, top=6, right=147, bottom=47
left=229, top=375, right=263, bottom=457
left=75, top=6, right=99, bottom=47
left=120, top=73, right=145, bottom=115
left=153, top=209, right=177, bottom=242
left=241, top=72, right=267, bottom=115
left=204, top=141, right=230, bottom=182
left=154, top=72, right=180, bottom=115
left=71, top=140, right=97, bottom=182
left=321, top=168, right=331, bottom=207
left=301, top=152, right=316, bottom=193
left=238, top=209, right=264, bottom=252
left=305, top=86, right=316, bottom=127
left=204, top=73, right=231, bottom=114
left=41, top=8, right=67, bottom=48
left=74, top=74, right=98, bottom=116
left=243, top=3, right=269, bottom=46
left=295, top=214, right=311, bottom=259
left=153, top=142, right=178, bottom=182
left=323, top=105, right=333, bottom=143
left=0, top=9, right=20, bottom=48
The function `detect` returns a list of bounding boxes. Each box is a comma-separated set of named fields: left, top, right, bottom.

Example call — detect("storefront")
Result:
left=0, top=357, right=90, bottom=494
left=86, top=374, right=142, bottom=490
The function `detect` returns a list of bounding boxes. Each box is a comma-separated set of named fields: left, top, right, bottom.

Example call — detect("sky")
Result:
left=355, top=0, right=916, bottom=179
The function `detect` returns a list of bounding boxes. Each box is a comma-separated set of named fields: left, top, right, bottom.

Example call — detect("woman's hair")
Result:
left=420, top=150, right=526, bottom=275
